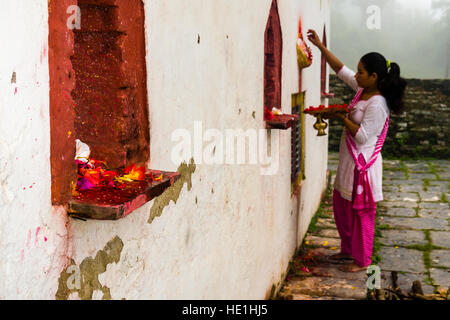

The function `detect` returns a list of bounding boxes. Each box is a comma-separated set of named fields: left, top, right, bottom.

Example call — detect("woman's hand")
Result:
left=307, top=29, right=323, bottom=49
left=306, top=29, right=343, bottom=73
left=322, top=113, right=346, bottom=120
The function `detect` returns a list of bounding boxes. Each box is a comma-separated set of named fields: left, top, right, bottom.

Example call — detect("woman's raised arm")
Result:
left=307, top=29, right=343, bottom=73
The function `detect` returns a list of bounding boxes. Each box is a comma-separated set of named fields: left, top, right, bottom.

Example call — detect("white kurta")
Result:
left=333, top=65, right=390, bottom=202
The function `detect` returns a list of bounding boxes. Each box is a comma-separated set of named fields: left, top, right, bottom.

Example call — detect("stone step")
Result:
left=291, top=293, right=355, bottom=300
left=282, top=276, right=367, bottom=300
left=304, top=235, right=340, bottom=248
left=315, top=218, right=337, bottom=229
left=380, top=271, right=435, bottom=295
left=317, top=228, right=340, bottom=239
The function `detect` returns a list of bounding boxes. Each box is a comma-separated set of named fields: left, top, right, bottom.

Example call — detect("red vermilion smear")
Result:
left=35, top=227, right=41, bottom=246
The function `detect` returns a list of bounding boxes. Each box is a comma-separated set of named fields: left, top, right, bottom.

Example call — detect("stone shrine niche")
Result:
left=71, top=0, right=150, bottom=169
left=264, top=0, right=282, bottom=111
left=263, top=1, right=298, bottom=131
left=49, top=0, right=150, bottom=205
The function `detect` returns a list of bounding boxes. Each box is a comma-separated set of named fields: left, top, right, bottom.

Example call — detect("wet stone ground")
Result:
left=276, top=152, right=449, bottom=300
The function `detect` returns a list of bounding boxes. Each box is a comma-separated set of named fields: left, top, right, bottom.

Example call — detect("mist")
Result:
left=329, top=0, right=450, bottom=79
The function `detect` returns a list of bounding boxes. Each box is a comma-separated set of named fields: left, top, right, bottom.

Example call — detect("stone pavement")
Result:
left=276, top=152, right=450, bottom=300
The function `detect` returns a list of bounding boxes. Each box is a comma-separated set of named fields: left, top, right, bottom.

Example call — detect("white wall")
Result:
left=0, top=0, right=71, bottom=299
left=0, top=0, right=329, bottom=299
left=296, top=0, right=331, bottom=246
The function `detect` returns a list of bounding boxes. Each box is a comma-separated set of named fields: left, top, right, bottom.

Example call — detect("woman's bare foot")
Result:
left=328, top=253, right=353, bottom=261
left=339, top=263, right=368, bottom=272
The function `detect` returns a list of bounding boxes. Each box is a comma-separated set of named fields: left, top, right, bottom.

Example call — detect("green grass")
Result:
left=423, top=178, right=430, bottom=192
left=368, top=209, right=385, bottom=299
left=441, top=193, right=448, bottom=203
left=424, top=274, right=435, bottom=287
left=306, top=200, right=331, bottom=233
left=400, top=160, right=410, bottom=179
left=306, top=177, right=333, bottom=234
left=386, top=230, right=445, bottom=291
left=306, top=199, right=331, bottom=233
left=406, top=244, right=433, bottom=252
left=377, top=223, right=392, bottom=230
left=307, top=210, right=321, bottom=234
left=427, top=161, right=441, bottom=180
left=406, top=230, right=439, bottom=291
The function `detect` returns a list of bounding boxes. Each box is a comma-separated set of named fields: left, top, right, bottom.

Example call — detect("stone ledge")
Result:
left=282, top=276, right=367, bottom=300
left=265, top=114, right=299, bottom=130
left=68, top=170, right=181, bottom=220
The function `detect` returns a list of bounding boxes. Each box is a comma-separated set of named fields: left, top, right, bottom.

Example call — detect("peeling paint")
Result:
left=55, top=236, right=124, bottom=300
left=148, top=158, right=196, bottom=224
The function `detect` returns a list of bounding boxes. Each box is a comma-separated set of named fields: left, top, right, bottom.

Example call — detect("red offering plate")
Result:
left=303, top=104, right=349, bottom=136
left=303, top=104, right=349, bottom=117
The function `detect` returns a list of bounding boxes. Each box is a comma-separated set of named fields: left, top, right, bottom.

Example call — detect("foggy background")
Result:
left=329, top=0, right=449, bottom=79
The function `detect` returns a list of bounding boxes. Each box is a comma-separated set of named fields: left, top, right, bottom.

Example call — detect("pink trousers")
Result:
left=332, top=189, right=376, bottom=267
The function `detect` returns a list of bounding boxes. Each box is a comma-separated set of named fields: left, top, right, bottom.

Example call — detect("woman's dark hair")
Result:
left=360, top=52, right=407, bottom=114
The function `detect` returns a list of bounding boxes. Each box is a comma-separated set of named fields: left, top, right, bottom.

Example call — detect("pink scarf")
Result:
left=345, top=89, right=389, bottom=211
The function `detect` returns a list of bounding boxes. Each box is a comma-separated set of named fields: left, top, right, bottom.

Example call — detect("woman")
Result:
left=307, top=29, right=407, bottom=272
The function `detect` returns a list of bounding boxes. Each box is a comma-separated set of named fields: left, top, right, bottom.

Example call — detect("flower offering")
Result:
left=296, top=19, right=313, bottom=69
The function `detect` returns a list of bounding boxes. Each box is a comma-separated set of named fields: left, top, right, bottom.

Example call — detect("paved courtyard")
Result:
left=277, top=152, right=449, bottom=300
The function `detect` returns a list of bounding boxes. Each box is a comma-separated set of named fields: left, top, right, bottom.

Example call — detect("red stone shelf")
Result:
left=68, top=170, right=181, bottom=220
left=265, top=114, right=299, bottom=130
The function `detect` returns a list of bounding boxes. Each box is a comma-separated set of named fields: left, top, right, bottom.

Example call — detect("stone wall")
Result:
left=327, top=75, right=450, bottom=159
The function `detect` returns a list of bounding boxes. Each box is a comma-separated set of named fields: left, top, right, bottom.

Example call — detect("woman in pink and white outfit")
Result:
left=307, top=29, right=407, bottom=272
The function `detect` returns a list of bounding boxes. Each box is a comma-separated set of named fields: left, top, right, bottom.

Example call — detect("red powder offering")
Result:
left=72, top=172, right=162, bottom=206
left=69, top=170, right=181, bottom=220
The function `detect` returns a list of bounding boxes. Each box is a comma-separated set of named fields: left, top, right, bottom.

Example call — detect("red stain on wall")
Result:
left=35, top=227, right=41, bottom=247
left=26, top=229, right=31, bottom=248
left=40, top=46, right=47, bottom=64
